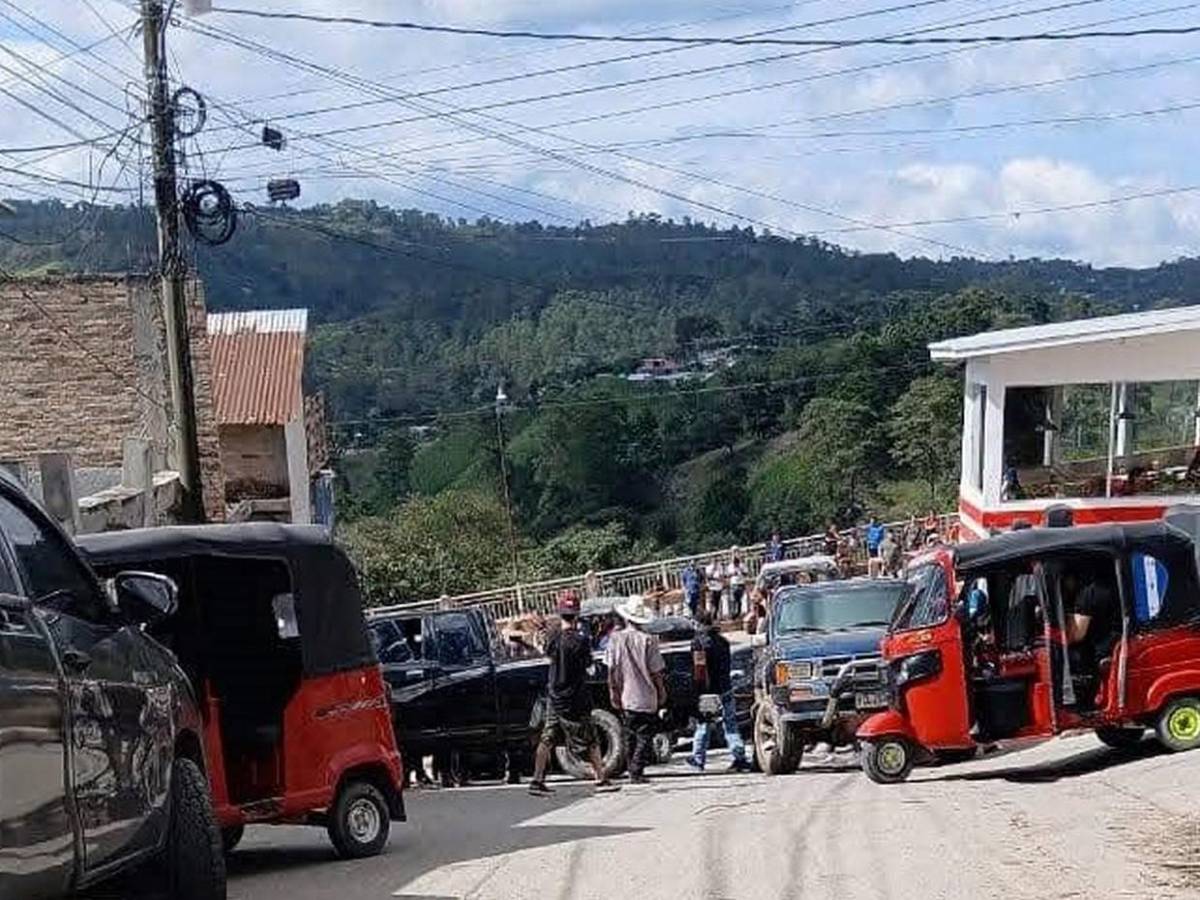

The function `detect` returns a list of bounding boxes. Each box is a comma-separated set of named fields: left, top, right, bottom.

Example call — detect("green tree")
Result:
left=795, top=397, right=877, bottom=518
left=745, top=452, right=819, bottom=537
left=339, top=489, right=513, bottom=604
left=887, top=373, right=963, bottom=506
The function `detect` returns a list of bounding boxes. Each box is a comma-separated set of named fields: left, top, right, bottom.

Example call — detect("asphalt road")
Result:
left=225, top=736, right=1200, bottom=900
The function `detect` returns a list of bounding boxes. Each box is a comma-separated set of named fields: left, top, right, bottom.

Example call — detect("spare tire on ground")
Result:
left=555, top=708, right=627, bottom=780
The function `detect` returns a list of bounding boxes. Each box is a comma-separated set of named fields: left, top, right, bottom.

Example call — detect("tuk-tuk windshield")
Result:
left=890, top=563, right=950, bottom=633
left=775, top=581, right=906, bottom=633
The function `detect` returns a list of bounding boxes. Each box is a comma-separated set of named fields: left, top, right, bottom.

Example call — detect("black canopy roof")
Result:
left=77, top=523, right=375, bottom=677
left=954, top=522, right=1194, bottom=572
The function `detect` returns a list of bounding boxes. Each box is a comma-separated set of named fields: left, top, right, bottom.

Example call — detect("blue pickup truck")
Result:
left=752, top=578, right=908, bottom=774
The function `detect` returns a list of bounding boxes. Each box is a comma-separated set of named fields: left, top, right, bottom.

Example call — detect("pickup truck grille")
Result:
left=820, top=654, right=884, bottom=687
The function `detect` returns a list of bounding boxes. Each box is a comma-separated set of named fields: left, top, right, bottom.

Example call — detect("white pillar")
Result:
left=1115, top=382, right=1131, bottom=461
left=1042, top=387, right=1062, bottom=468
left=284, top=418, right=311, bottom=524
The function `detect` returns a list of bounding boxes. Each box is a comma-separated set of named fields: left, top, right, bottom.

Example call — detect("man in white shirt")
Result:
left=606, top=598, right=666, bottom=784
left=704, top=561, right=724, bottom=618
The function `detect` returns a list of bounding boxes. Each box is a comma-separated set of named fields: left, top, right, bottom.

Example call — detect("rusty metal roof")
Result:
left=207, top=309, right=307, bottom=425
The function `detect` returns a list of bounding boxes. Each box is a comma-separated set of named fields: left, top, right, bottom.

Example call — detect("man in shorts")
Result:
left=529, top=591, right=619, bottom=796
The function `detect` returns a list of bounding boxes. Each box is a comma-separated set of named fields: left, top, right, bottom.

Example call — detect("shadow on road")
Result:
left=928, top=740, right=1168, bottom=784
left=222, top=782, right=650, bottom=897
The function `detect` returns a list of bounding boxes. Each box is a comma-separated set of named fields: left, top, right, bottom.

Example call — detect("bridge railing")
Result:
left=367, top=514, right=959, bottom=624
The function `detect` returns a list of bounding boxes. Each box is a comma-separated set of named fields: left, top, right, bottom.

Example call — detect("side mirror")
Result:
left=111, top=571, right=178, bottom=624
left=751, top=633, right=768, bottom=648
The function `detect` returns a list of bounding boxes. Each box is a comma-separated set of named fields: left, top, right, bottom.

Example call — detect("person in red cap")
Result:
left=529, top=591, right=619, bottom=795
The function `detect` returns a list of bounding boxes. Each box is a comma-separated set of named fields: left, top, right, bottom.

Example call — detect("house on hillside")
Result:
left=931, top=307, right=1200, bottom=537
left=207, top=309, right=330, bottom=524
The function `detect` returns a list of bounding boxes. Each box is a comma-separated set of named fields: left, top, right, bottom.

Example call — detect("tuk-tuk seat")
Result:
left=1005, top=575, right=1041, bottom=651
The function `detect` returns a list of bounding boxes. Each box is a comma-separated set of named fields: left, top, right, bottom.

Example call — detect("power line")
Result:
left=192, top=0, right=1110, bottom=144
left=323, top=363, right=933, bottom=430
left=825, top=182, right=1200, bottom=232
left=208, top=5, right=1200, bottom=47
left=199, top=0, right=974, bottom=132
left=177, top=16, right=994, bottom=256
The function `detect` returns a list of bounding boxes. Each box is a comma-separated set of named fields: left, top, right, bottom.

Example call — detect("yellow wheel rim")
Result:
left=1168, top=706, right=1200, bottom=742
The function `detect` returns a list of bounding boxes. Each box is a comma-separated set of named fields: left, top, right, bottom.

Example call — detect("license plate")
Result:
left=854, top=690, right=889, bottom=710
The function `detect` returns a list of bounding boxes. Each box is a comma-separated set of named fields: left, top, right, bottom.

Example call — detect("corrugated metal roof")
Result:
left=207, top=309, right=307, bottom=425
left=929, top=305, right=1200, bottom=361
left=207, top=308, right=308, bottom=335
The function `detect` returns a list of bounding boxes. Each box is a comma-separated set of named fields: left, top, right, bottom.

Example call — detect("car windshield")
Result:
left=774, top=582, right=907, bottom=633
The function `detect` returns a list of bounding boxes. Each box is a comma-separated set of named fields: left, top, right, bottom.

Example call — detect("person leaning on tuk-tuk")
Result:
left=529, top=591, right=620, bottom=796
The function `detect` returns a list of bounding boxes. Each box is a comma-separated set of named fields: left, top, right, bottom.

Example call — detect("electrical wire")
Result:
left=192, top=0, right=1109, bottom=144
left=208, top=5, right=1200, bottom=47
left=176, top=17, right=993, bottom=255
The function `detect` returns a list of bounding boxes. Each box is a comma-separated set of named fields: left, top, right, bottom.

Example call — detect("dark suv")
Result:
left=0, top=472, right=225, bottom=900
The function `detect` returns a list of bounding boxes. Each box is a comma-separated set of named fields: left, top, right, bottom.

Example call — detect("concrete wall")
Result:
left=0, top=274, right=225, bottom=521
left=219, top=424, right=289, bottom=499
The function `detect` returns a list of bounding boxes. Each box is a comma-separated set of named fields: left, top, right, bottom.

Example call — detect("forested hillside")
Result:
left=6, top=198, right=1199, bottom=601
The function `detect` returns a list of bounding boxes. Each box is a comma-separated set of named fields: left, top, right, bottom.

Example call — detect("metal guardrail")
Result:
left=368, top=514, right=959, bottom=623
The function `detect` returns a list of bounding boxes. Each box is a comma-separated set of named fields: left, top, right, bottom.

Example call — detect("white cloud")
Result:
left=3, top=1, right=1200, bottom=267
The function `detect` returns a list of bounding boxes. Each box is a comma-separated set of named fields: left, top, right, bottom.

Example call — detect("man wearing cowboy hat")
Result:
left=605, top=597, right=667, bottom=784
left=529, top=591, right=618, bottom=796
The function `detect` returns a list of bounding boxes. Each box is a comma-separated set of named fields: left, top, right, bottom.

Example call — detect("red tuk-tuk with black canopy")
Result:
left=77, top=524, right=405, bottom=857
left=857, top=522, right=1200, bottom=783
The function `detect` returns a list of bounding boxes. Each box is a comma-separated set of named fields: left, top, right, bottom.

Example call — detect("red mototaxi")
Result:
left=78, top=524, right=405, bottom=857
left=857, top=522, right=1200, bottom=783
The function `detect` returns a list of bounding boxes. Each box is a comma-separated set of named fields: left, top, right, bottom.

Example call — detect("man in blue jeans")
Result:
left=687, top=610, right=752, bottom=772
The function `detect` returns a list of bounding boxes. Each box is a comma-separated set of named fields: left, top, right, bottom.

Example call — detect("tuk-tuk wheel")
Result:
left=1156, top=697, right=1200, bottom=752
left=861, top=738, right=914, bottom=784
left=328, top=781, right=391, bottom=859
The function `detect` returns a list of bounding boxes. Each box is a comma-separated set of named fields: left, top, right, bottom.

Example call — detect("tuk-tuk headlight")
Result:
left=892, top=650, right=941, bottom=688
left=774, top=660, right=815, bottom=685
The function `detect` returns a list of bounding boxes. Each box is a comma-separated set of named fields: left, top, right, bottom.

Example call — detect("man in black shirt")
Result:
left=529, top=592, right=618, bottom=795
left=687, top=611, right=752, bottom=772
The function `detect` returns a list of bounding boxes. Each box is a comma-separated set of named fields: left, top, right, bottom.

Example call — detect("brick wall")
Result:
left=0, top=273, right=225, bottom=521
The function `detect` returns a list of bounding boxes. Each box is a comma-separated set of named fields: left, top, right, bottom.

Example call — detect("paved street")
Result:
left=226, top=735, right=1200, bottom=900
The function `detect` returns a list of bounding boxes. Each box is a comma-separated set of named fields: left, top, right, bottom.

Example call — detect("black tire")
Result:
left=861, top=738, right=915, bottom=784
left=220, top=825, right=244, bottom=854
left=1156, top=696, right=1200, bottom=752
left=1096, top=726, right=1145, bottom=750
left=328, top=780, right=391, bottom=859
left=556, top=708, right=626, bottom=780
left=165, top=758, right=226, bottom=900
left=754, top=703, right=802, bottom=775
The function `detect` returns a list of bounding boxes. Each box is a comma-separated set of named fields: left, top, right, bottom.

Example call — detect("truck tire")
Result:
left=556, top=709, right=626, bottom=780
left=754, top=703, right=802, bottom=775
left=165, top=758, right=226, bottom=900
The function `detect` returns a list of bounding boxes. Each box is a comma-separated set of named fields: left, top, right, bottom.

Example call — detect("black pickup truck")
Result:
left=368, top=606, right=753, bottom=780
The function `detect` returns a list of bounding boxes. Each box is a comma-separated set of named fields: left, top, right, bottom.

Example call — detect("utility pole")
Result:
left=142, top=0, right=204, bottom=522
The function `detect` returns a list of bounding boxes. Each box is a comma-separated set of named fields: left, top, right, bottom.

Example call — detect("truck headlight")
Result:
left=892, top=650, right=941, bottom=688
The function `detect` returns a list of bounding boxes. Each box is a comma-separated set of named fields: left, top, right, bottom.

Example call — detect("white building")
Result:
left=930, top=307, right=1200, bottom=538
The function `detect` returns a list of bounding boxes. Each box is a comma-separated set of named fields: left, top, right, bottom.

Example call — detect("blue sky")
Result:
left=3, top=0, right=1200, bottom=265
